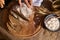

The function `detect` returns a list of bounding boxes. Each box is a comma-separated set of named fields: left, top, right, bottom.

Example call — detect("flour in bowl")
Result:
left=45, top=17, right=59, bottom=31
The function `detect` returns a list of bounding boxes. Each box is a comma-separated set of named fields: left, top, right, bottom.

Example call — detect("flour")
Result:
left=45, top=17, right=59, bottom=31
left=20, top=3, right=32, bottom=18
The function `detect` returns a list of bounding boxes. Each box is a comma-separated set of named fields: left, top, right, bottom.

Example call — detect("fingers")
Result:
left=25, top=0, right=32, bottom=8
left=2, top=0, right=5, bottom=4
left=0, top=0, right=5, bottom=8
left=18, top=0, right=22, bottom=7
left=29, top=0, right=32, bottom=5
left=18, top=0, right=32, bottom=8
left=0, top=4, right=4, bottom=8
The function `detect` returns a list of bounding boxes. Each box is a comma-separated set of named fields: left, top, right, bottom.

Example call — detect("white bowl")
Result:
left=44, top=14, right=60, bottom=31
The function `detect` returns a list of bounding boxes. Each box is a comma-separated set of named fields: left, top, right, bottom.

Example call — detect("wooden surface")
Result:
left=0, top=0, right=60, bottom=40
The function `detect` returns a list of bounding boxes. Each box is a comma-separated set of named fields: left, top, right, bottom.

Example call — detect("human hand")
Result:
left=0, top=0, right=5, bottom=8
left=18, top=0, right=32, bottom=8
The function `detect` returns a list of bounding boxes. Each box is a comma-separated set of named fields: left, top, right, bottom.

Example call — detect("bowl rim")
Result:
left=44, top=14, right=60, bottom=31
